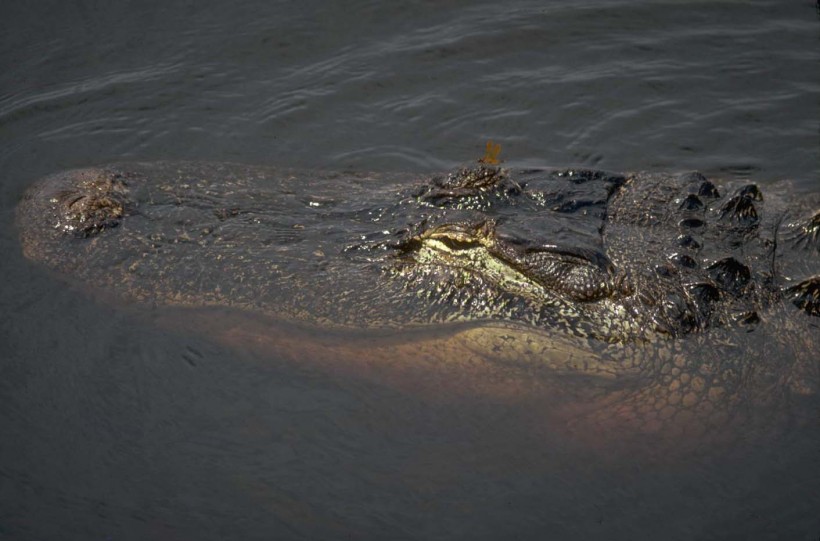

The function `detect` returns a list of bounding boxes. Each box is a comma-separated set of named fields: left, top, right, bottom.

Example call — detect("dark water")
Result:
left=2, top=1, right=819, bottom=539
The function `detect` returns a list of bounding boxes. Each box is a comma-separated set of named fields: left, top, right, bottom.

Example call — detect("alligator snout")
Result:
left=47, top=169, right=131, bottom=237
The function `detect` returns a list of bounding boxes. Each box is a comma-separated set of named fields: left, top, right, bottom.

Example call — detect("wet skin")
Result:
left=15, top=162, right=820, bottom=443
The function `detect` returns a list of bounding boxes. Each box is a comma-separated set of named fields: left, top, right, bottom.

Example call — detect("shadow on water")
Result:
left=3, top=283, right=819, bottom=540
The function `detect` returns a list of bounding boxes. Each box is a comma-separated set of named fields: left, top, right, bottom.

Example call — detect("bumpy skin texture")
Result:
left=15, top=162, right=820, bottom=439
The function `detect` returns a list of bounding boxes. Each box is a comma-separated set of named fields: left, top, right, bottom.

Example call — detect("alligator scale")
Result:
left=15, top=161, right=820, bottom=440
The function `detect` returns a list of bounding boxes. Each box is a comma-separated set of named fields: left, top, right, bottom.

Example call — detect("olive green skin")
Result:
left=15, top=161, right=820, bottom=442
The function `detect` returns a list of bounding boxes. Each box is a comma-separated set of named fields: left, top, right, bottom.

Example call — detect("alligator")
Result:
left=15, top=161, right=820, bottom=441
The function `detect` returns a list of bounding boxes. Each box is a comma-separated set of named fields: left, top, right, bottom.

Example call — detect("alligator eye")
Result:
left=437, top=237, right=480, bottom=251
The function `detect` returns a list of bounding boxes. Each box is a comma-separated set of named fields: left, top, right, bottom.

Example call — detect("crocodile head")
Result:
left=15, top=162, right=820, bottom=444
left=19, top=163, right=819, bottom=339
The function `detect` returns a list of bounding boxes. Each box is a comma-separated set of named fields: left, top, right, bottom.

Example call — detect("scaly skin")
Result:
left=15, top=161, right=820, bottom=442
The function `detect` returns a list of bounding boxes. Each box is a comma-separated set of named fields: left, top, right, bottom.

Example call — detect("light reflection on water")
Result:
left=0, top=0, right=818, bottom=539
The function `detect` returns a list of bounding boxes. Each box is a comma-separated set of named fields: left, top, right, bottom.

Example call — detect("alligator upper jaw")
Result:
left=18, top=167, right=132, bottom=241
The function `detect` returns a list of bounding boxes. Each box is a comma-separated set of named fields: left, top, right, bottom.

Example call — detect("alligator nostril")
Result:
left=53, top=171, right=131, bottom=237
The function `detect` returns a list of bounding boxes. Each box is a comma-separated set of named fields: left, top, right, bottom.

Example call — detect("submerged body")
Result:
left=15, top=161, right=820, bottom=441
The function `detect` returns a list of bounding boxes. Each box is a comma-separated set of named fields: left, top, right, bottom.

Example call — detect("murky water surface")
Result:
left=1, top=1, right=819, bottom=539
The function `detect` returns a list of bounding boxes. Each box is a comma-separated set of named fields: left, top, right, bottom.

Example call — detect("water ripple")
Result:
left=0, top=63, right=182, bottom=124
